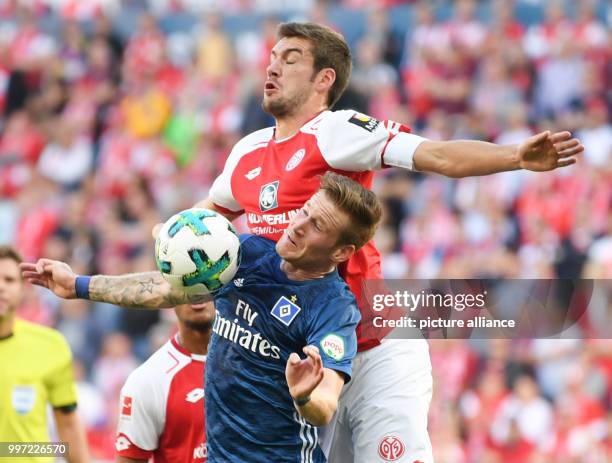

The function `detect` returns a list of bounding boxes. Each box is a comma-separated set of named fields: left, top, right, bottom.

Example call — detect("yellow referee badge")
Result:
left=320, top=334, right=345, bottom=361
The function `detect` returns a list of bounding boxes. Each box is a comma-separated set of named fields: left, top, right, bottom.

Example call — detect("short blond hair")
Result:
left=319, top=172, right=382, bottom=250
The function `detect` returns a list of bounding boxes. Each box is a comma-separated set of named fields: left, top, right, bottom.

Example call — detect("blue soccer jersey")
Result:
left=206, top=235, right=360, bottom=462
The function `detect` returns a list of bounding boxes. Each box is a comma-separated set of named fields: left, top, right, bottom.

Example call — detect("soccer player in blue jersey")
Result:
left=22, top=172, right=383, bottom=462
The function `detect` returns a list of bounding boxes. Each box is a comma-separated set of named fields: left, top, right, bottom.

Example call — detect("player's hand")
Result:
left=20, top=259, right=78, bottom=299
left=285, top=345, right=324, bottom=402
left=518, top=130, right=583, bottom=172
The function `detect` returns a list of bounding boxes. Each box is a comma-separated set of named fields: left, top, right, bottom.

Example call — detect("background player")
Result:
left=189, top=21, right=584, bottom=463
left=22, top=172, right=382, bottom=462
left=115, top=301, right=213, bottom=462
left=0, top=245, right=89, bottom=463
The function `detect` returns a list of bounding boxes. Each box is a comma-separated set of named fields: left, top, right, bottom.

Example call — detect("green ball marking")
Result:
left=155, top=239, right=172, bottom=273
left=168, top=210, right=217, bottom=237
left=183, top=249, right=231, bottom=291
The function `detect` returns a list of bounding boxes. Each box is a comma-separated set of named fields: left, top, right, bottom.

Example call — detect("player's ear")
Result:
left=330, top=243, right=355, bottom=264
left=315, top=68, right=335, bottom=95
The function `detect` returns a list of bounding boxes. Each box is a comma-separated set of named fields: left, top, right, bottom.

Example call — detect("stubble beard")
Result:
left=184, top=319, right=213, bottom=333
left=262, top=86, right=312, bottom=119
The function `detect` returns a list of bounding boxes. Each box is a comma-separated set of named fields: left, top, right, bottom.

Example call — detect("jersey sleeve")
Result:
left=46, top=334, right=78, bottom=408
left=115, top=368, right=164, bottom=458
left=209, top=127, right=273, bottom=213
left=305, top=289, right=361, bottom=382
left=312, top=110, right=428, bottom=172
left=209, top=144, right=244, bottom=213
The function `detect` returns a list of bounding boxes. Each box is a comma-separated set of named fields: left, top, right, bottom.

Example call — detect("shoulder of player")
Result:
left=301, top=280, right=358, bottom=314
left=307, top=109, right=387, bottom=161
left=237, top=234, right=275, bottom=266
left=121, top=340, right=184, bottom=392
left=316, top=109, right=378, bottom=131
left=231, top=127, right=275, bottom=156
left=15, top=319, right=71, bottom=351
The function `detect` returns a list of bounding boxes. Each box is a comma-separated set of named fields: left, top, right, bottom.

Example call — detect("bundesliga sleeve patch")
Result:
left=348, top=113, right=380, bottom=132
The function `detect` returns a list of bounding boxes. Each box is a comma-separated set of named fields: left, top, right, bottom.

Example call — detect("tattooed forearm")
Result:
left=88, top=271, right=210, bottom=309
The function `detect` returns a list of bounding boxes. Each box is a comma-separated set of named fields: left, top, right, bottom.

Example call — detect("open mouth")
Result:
left=190, top=302, right=209, bottom=310
left=264, top=81, right=279, bottom=94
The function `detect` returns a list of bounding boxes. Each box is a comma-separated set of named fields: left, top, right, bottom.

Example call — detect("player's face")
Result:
left=277, top=192, right=350, bottom=270
left=175, top=301, right=216, bottom=332
left=262, top=37, right=318, bottom=118
left=0, top=258, right=22, bottom=319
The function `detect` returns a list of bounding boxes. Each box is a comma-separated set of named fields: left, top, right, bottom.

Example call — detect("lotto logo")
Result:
left=185, top=388, right=205, bottom=403
left=115, top=435, right=131, bottom=452
left=378, top=435, right=405, bottom=461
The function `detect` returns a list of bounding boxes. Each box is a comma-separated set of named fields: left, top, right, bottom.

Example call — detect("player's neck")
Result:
left=280, top=259, right=335, bottom=281
left=177, top=327, right=210, bottom=355
left=274, top=104, right=327, bottom=140
left=0, top=313, right=15, bottom=339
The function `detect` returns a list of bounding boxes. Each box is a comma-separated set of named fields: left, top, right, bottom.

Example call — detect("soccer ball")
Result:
left=155, top=208, right=241, bottom=295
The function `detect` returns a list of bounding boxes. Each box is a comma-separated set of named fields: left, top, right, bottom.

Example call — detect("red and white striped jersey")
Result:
left=115, top=336, right=207, bottom=462
left=209, top=109, right=426, bottom=350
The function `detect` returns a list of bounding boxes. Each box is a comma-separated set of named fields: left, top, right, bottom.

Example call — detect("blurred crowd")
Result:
left=0, top=0, right=610, bottom=461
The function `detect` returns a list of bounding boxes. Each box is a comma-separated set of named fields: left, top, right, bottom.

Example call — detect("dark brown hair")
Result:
left=277, top=22, right=352, bottom=108
left=319, top=172, right=382, bottom=250
left=0, top=245, right=22, bottom=265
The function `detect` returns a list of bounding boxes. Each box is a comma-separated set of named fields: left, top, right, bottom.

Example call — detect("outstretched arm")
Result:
left=20, top=259, right=207, bottom=309
left=88, top=272, right=206, bottom=308
left=413, top=130, right=583, bottom=178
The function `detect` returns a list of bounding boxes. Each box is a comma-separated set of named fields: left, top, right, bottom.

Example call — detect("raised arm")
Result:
left=285, top=345, right=345, bottom=426
left=152, top=197, right=243, bottom=239
left=413, top=130, right=583, bottom=178
left=192, top=196, right=244, bottom=221
left=20, top=259, right=208, bottom=309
